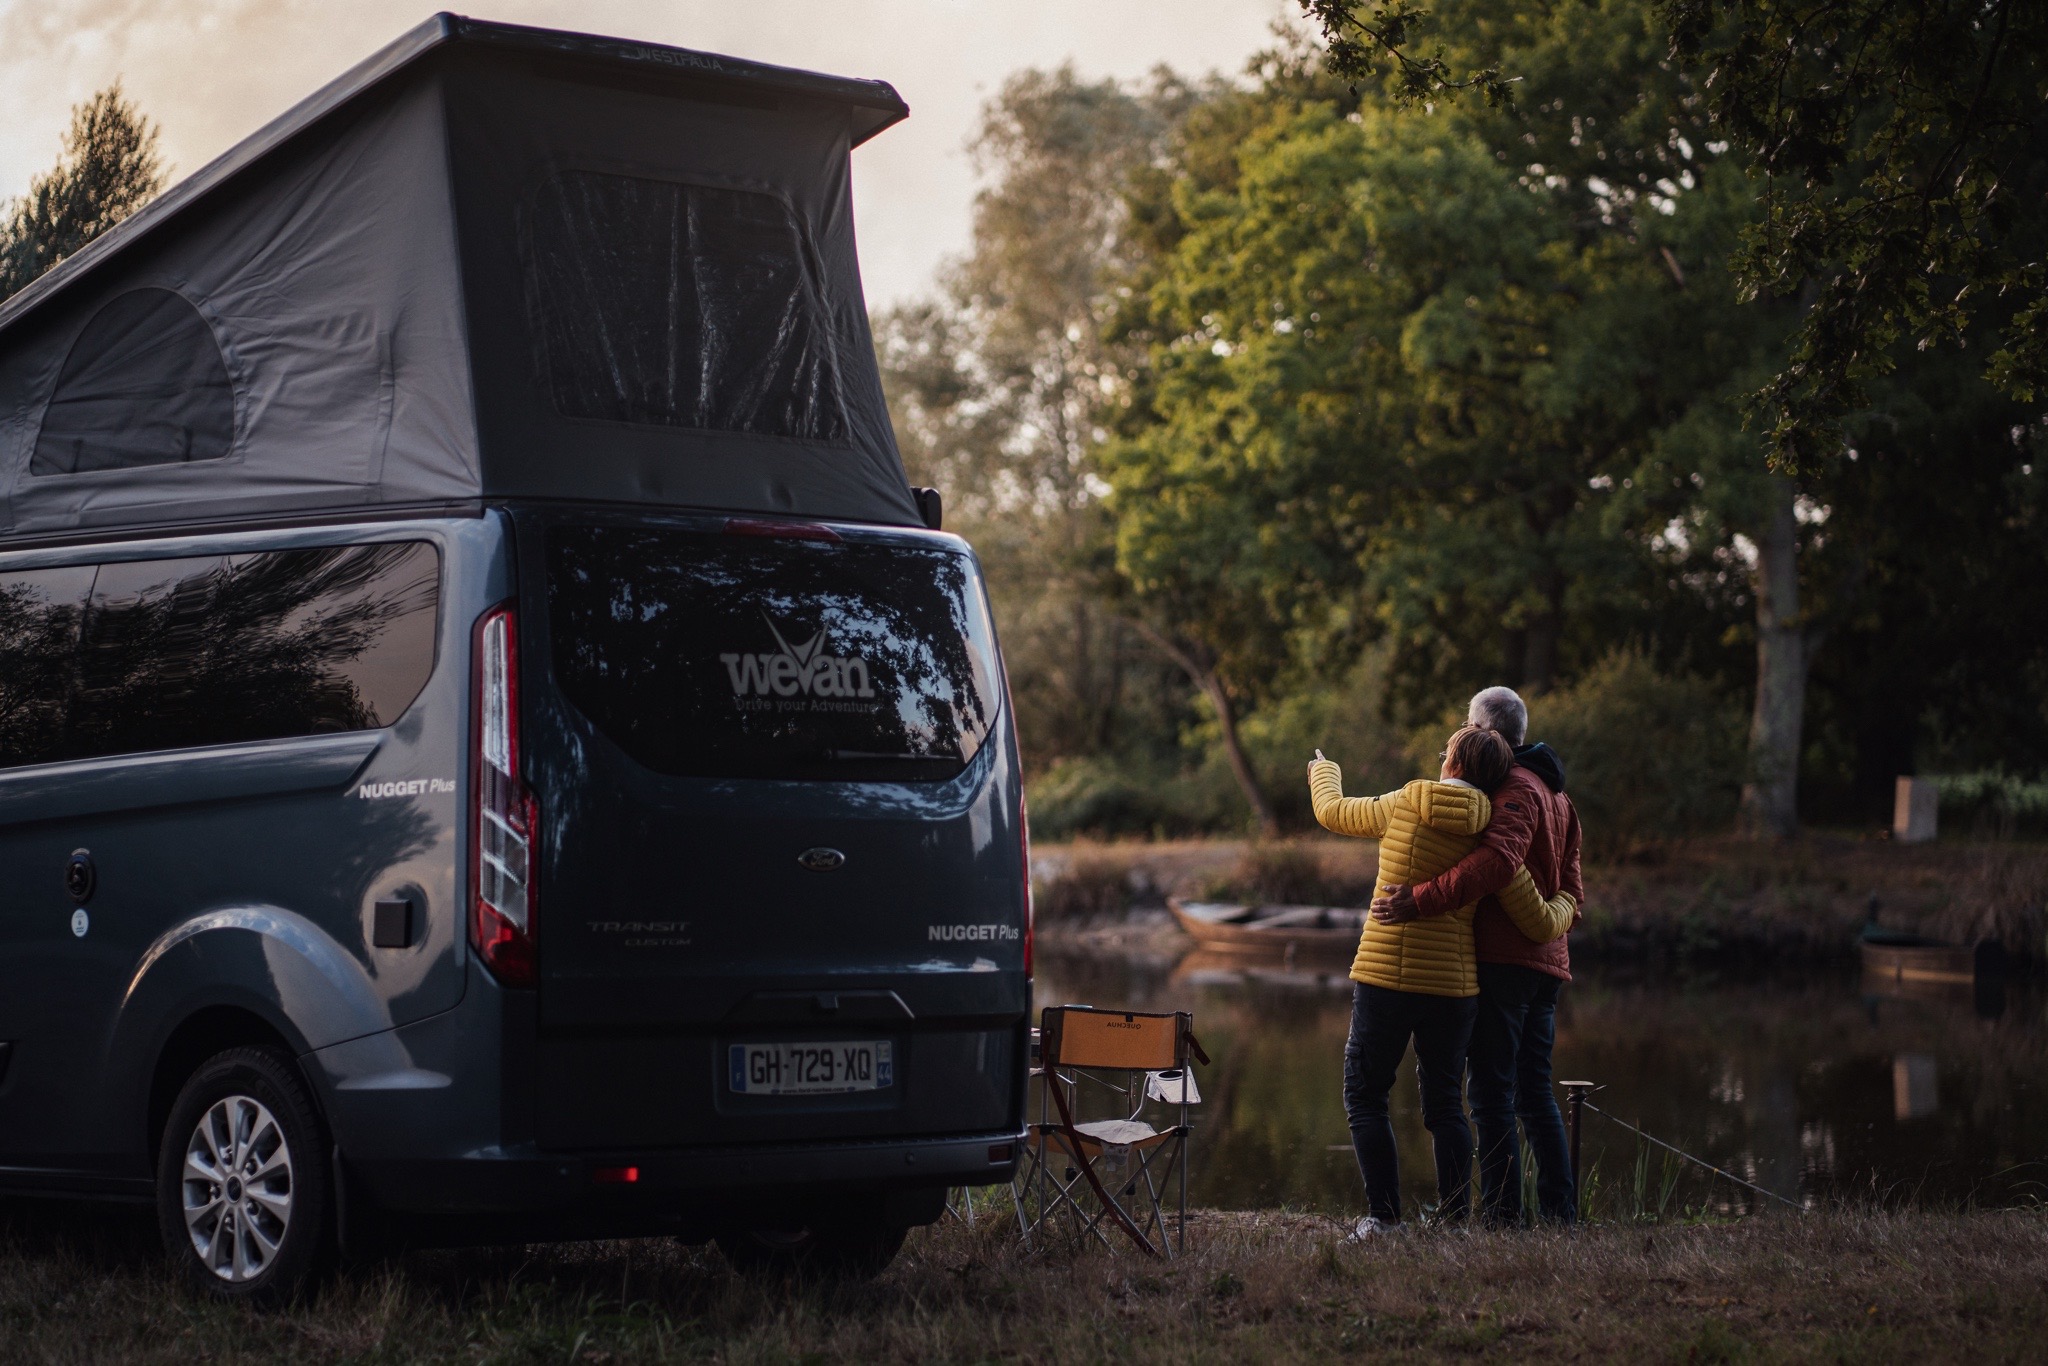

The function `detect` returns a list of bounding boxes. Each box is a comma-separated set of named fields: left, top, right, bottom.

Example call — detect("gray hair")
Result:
left=1467, top=686, right=1528, bottom=746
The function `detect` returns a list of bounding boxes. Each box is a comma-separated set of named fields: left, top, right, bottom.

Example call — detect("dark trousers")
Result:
left=1468, top=962, right=1575, bottom=1225
left=1342, top=982, right=1478, bottom=1224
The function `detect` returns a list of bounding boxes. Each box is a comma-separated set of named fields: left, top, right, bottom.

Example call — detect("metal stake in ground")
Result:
left=1560, top=1080, right=1602, bottom=1222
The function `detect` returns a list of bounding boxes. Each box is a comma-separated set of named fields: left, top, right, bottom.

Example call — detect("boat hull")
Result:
left=1167, top=898, right=1360, bottom=958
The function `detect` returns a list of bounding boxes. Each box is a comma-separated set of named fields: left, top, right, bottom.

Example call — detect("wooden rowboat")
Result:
left=1860, top=938, right=1974, bottom=987
left=1859, top=931, right=2005, bottom=988
left=1167, top=897, right=1362, bottom=958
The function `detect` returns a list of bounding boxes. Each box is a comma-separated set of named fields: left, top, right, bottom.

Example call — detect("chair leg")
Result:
left=1012, top=1133, right=1052, bottom=1248
left=1178, top=1110, right=1190, bottom=1256
left=1046, top=1078, right=1161, bottom=1256
left=1063, top=1149, right=1163, bottom=1258
left=1131, top=1142, right=1182, bottom=1258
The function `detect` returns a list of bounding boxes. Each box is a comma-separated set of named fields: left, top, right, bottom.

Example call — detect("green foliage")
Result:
left=1662, top=0, right=2048, bottom=473
left=1027, top=753, right=1228, bottom=840
left=1297, top=1, right=1515, bottom=106
left=875, top=66, right=1210, bottom=785
left=1934, top=770, right=2048, bottom=821
left=893, top=3, right=2048, bottom=835
left=1306, top=1, right=2048, bottom=476
left=1106, top=3, right=1786, bottom=723
left=0, top=85, right=164, bottom=300
left=1531, top=650, right=1745, bottom=852
left=1932, top=772, right=2048, bottom=842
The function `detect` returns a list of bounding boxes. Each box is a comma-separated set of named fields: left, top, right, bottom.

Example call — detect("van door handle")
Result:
left=64, top=850, right=95, bottom=904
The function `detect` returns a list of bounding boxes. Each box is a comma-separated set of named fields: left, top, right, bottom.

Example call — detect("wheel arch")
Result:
left=146, top=1006, right=302, bottom=1162
left=112, top=905, right=398, bottom=1171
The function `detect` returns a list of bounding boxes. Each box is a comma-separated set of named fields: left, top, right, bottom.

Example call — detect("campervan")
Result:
left=0, top=15, right=1029, bottom=1295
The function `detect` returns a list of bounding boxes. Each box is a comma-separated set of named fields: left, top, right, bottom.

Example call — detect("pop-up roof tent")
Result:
left=0, top=13, right=922, bottom=543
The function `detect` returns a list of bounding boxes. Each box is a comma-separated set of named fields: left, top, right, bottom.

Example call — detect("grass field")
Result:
left=6, top=1199, right=2045, bottom=1363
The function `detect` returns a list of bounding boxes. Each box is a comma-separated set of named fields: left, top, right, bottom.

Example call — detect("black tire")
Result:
left=715, top=1211, right=909, bottom=1279
left=155, top=1046, right=332, bottom=1303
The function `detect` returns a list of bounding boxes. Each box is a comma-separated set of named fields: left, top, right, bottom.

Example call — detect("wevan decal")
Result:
left=719, top=615, right=882, bottom=714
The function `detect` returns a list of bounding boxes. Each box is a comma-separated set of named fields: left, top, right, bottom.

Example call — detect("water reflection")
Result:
left=1034, top=949, right=2048, bottom=1215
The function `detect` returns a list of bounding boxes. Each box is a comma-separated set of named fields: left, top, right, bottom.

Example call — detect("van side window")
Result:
left=524, top=172, right=847, bottom=441
left=0, top=566, right=97, bottom=769
left=29, top=288, right=236, bottom=475
left=60, top=542, right=438, bottom=762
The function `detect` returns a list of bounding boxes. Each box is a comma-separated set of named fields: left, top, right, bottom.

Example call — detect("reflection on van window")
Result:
left=60, top=543, right=439, bottom=762
left=0, top=566, right=96, bottom=769
left=525, top=172, right=845, bottom=440
left=548, top=526, right=998, bottom=782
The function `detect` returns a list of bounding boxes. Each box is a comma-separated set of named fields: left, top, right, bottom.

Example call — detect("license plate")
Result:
left=728, top=1041, right=893, bottom=1096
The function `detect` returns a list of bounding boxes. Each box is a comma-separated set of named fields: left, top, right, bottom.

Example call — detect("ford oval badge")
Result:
left=798, top=847, right=846, bottom=872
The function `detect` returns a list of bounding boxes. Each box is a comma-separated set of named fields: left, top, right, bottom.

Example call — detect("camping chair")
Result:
left=1012, top=1005, right=1209, bottom=1257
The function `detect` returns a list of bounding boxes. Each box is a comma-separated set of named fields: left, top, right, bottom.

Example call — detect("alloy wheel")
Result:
left=180, top=1093, right=294, bottom=1282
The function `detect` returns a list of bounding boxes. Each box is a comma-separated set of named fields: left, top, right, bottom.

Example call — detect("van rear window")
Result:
left=546, top=526, right=999, bottom=782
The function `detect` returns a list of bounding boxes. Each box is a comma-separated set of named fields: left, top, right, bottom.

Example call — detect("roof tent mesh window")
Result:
left=525, top=171, right=846, bottom=441
left=30, top=288, right=235, bottom=475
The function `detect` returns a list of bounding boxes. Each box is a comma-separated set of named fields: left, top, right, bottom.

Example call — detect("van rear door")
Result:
left=509, top=509, right=1027, bottom=1150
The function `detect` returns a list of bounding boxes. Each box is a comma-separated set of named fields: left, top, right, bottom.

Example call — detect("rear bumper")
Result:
left=349, top=1127, right=1025, bottom=1223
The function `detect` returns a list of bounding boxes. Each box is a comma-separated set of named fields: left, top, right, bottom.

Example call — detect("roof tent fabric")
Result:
left=0, top=15, right=917, bottom=541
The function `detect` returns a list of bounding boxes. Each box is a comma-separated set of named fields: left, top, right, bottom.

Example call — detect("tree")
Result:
left=0, top=85, right=165, bottom=301
left=875, top=66, right=1210, bottom=779
left=1662, top=0, right=2048, bottom=475
left=1301, top=2, right=2048, bottom=476
left=1110, top=2, right=1819, bottom=818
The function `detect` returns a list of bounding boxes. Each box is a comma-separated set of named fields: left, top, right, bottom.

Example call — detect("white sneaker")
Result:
left=1343, top=1215, right=1402, bottom=1242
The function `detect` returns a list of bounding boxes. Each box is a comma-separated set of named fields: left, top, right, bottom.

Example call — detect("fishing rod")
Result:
left=1560, top=1081, right=1804, bottom=1214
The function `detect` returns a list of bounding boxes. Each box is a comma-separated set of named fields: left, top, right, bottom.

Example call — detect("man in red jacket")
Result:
left=1369, top=686, right=1583, bottom=1225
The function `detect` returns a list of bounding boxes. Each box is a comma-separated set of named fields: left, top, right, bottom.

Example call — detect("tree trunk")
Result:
left=1499, top=625, right=1528, bottom=690
left=1522, top=568, right=1565, bottom=695
left=1737, top=476, right=1808, bottom=839
left=1126, top=619, right=1280, bottom=838
left=1194, top=668, right=1281, bottom=839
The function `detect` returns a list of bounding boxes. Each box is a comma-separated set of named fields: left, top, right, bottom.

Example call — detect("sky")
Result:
left=0, top=0, right=1289, bottom=307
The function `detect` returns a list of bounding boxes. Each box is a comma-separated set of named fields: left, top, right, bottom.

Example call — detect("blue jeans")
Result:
left=1342, top=983, right=1478, bottom=1224
left=1468, top=963, right=1575, bottom=1225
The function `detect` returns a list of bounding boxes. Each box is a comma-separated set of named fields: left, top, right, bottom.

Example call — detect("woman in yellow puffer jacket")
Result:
left=1308, top=725, right=1574, bottom=1236
left=1308, top=763, right=1576, bottom=998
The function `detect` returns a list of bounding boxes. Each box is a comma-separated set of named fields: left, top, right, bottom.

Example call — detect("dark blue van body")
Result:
left=0, top=17, right=1028, bottom=1289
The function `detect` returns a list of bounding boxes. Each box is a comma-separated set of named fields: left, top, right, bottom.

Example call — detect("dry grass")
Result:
left=5, top=1200, right=2045, bottom=1363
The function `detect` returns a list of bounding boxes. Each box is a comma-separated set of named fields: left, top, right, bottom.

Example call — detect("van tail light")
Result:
left=1020, top=795, right=1034, bottom=980
left=471, top=602, right=538, bottom=988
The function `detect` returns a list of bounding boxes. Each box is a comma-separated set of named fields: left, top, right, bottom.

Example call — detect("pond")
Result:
left=1032, top=947, right=2048, bottom=1219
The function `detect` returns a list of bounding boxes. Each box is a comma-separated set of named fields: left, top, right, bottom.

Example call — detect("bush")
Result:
left=1026, top=754, right=1218, bottom=840
left=1530, top=650, right=1744, bottom=854
left=1243, top=642, right=1413, bottom=830
left=1031, top=845, right=1137, bottom=923
left=1196, top=841, right=1378, bottom=907
left=1933, top=770, right=2048, bottom=838
left=1940, top=845, right=2048, bottom=961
